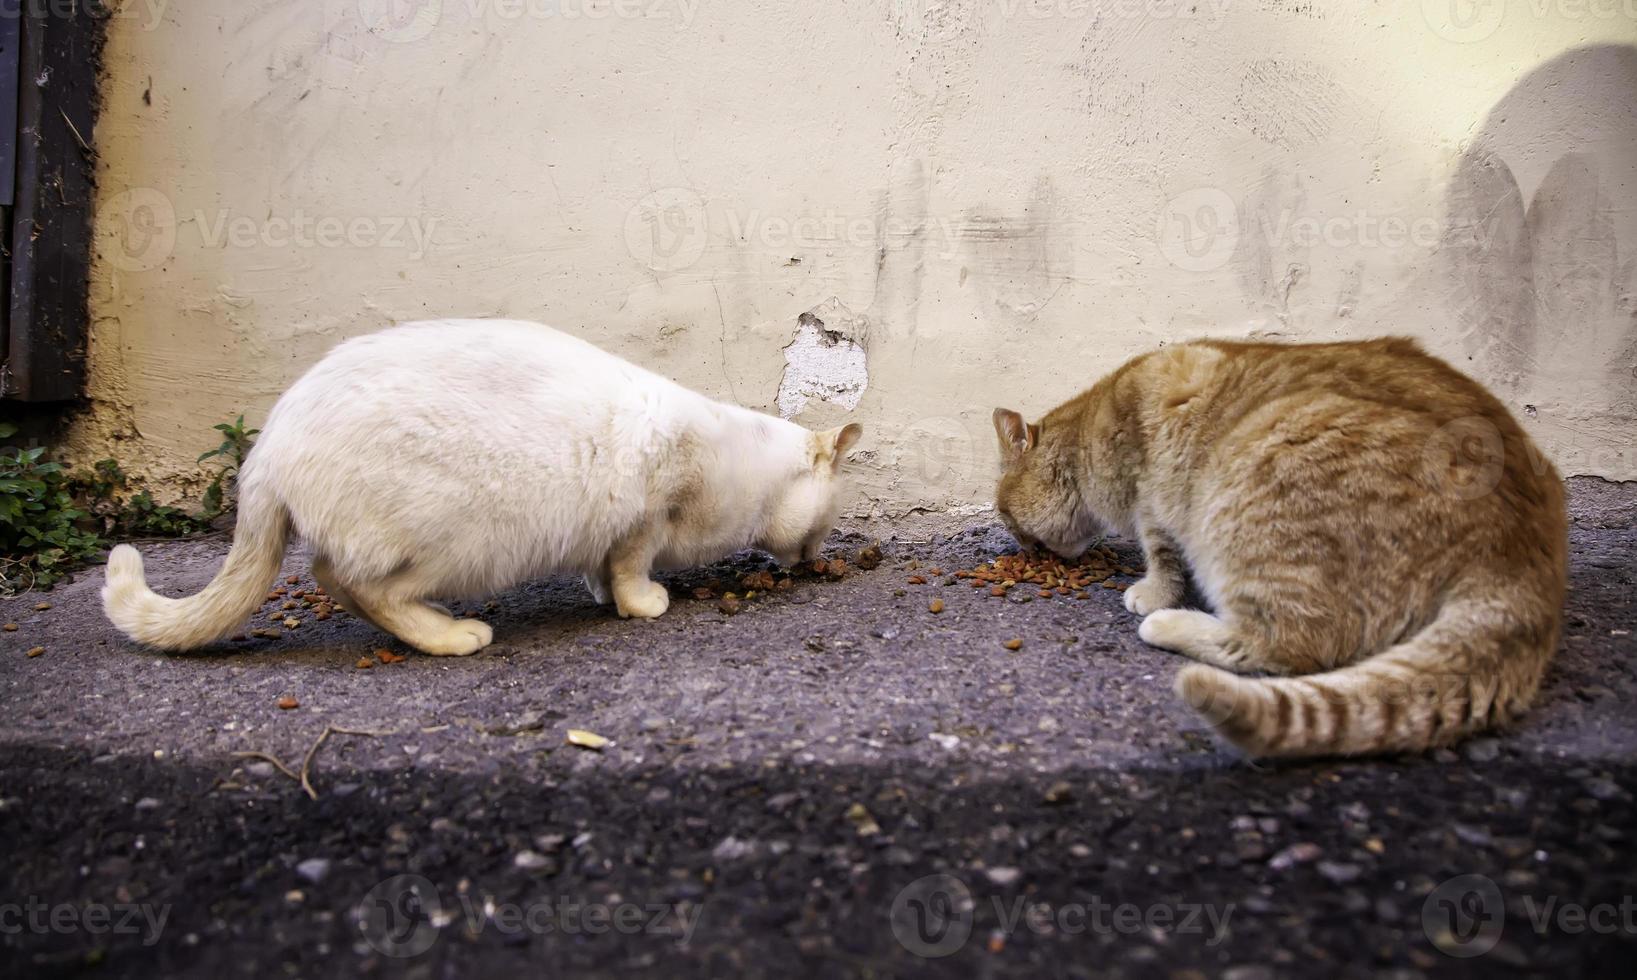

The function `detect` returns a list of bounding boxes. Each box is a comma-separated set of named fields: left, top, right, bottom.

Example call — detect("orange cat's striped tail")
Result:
left=1173, top=598, right=1557, bottom=758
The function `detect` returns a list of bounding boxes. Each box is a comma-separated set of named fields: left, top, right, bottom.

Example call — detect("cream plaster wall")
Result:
left=81, top=1, right=1637, bottom=520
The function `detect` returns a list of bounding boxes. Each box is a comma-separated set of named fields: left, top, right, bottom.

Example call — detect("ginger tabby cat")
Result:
left=993, top=338, right=1566, bottom=758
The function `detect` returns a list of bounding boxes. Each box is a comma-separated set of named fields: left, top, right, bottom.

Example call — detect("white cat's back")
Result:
left=247, top=319, right=702, bottom=591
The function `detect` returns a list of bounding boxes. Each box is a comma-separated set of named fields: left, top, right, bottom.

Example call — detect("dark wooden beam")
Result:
left=3, top=1, right=105, bottom=403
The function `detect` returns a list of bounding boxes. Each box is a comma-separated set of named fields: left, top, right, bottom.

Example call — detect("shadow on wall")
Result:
left=1439, top=44, right=1637, bottom=416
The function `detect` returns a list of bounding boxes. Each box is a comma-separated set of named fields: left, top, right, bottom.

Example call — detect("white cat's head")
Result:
left=757, top=423, right=863, bottom=566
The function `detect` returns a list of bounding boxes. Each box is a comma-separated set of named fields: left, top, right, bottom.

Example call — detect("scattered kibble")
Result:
left=907, top=575, right=926, bottom=585
left=955, top=548, right=1141, bottom=600
left=566, top=729, right=610, bottom=750
left=855, top=542, right=883, bottom=570
left=285, top=575, right=299, bottom=585
left=282, top=617, right=300, bottom=629
left=2, top=623, right=16, bottom=632
left=1004, top=638, right=1023, bottom=651
left=739, top=570, right=776, bottom=592
left=845, top=802, right=881, bottom=836
left=26, top=646, right=44, bottom=658
left=375, top=649, right=406, bottom=664
left=33, top=602, right=51, bottom=611
left=276, top=696, right=298, bottom=710
left=355, top=657, right=374, bottom=669
left=928, top=599, right=945, bottom=614
left=717, top=595, right=742, bottom=616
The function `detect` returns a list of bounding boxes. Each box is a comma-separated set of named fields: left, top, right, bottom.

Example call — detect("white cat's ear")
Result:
left=813, top=423, right=863, bottom=472
left=993, top=408, right=1037, bottom=460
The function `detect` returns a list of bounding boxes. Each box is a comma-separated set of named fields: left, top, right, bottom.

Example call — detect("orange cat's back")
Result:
left=1145, top=337, right=1567, bottom=756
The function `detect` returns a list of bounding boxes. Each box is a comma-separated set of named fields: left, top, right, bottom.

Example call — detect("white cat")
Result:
left=103, top=319, right=863, bottom=655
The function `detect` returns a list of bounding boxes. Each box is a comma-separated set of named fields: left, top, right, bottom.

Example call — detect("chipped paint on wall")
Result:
left=777, top=306, right=869, bottom=420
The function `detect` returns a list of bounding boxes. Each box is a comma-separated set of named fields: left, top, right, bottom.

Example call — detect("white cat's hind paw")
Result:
left=584, top=574, right=613, bottom=605
left=616, top=580, right=670, bottom=620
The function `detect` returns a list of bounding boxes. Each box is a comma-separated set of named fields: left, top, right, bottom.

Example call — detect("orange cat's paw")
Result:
left=1124, top=576, right=1182, bottom=616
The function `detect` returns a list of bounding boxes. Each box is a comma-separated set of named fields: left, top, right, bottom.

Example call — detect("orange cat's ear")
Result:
left=814, top=423, right=863, bottom=472
left=993, top=408, right=1036, bottom=460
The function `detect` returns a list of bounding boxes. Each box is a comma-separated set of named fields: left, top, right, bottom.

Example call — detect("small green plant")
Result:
left=79, top=459, right=205, bottom=538
left=0, top=424, right=106, bottom=590
left=1, top=414, right=259, bottom=591
left=197, top=414, right=259, bottom=519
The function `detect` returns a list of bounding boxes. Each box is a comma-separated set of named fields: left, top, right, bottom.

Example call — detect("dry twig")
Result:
left=235, top=724, right=393, bottom=800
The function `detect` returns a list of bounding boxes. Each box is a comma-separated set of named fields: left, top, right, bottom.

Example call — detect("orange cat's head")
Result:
left=992, top=407, right=1098, bottom=558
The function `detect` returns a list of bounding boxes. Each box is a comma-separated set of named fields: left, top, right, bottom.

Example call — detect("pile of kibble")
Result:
left=946, top=545, right=1143, bottom=600
left=691, top=542, right=882, bottom=615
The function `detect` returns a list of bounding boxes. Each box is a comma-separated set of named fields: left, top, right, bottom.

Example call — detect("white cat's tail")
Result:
left=1173, top=597, right=1556, bottom=758
left=102, top=486, right=290, bottom=651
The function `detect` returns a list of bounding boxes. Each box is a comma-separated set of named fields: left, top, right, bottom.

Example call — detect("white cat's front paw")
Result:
left=615, top=580, right=670, bottom=619
left=423, top=618, right=493, bottom=656
left=1124, top=576, right=1182, bottom=616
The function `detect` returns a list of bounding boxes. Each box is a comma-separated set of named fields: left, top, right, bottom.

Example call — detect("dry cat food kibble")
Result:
left=953, top=546, right=1139, bottom=599
left=276, top=696, right=299, bottom=710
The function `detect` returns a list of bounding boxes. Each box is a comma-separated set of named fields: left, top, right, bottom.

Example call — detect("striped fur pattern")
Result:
left=993, top=338, right=1567, bottom=758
